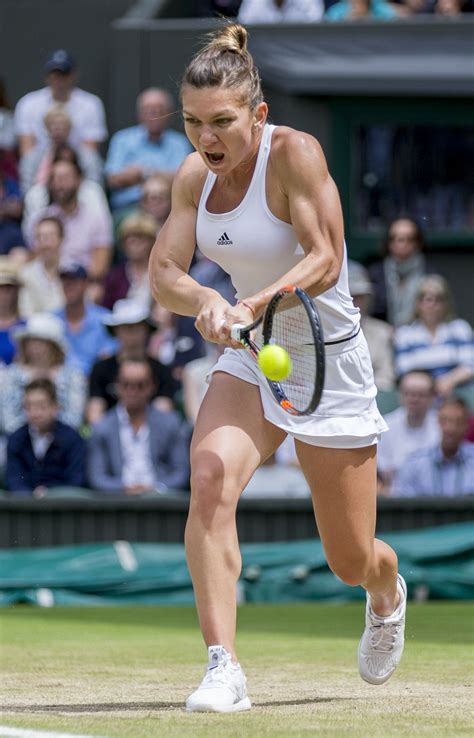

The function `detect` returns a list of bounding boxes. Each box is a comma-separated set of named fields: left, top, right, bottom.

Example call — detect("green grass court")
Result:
left=1, top=603, right=473, bottom=738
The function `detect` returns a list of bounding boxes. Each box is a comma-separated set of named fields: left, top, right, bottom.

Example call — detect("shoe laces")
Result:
left=368, top=621, right=401, bottom=653
left=201, top=659, right=233, bottom=689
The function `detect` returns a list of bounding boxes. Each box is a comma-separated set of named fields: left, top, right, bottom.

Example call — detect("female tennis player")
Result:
left=149, top=23, right=407, bottom=713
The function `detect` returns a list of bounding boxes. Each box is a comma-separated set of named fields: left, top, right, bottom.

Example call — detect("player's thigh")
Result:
left=295, top=441, right=378, bottom=574
left=191, top=371, right=286, bottom=503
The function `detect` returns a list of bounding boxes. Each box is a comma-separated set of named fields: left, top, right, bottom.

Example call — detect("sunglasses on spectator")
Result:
left=419, top=293, right=445, bottom=303
left=119, top=380, right=150, bottom=390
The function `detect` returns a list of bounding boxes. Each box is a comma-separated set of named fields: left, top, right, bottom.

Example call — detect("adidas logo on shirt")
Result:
left=217, top=232, right=233, bottom=246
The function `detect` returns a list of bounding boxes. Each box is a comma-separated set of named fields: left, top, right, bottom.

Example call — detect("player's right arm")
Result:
left=149, top=154, right=240, bottom=343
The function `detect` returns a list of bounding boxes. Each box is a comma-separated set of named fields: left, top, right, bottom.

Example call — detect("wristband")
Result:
left=237, top=300, right=256, bottom=318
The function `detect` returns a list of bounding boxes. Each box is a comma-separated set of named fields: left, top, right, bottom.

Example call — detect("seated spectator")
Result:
left=434, top=0, right=464, bottom=13
left=22, top=145, right=109, bottom=243
left=0, top=258, right=25, bottom=365
left=377, top=371, right=440, bottom=495
left=325, top=0, right=398, bottom=18
left=0, top=77, right=15, bottom=152
left=87, top=358, right=190, bottom=495
left=105, top=87, right=192, bottom=213
left=368, top=218, right=426, bottom=326
left=394, top=275, right=474, bottom=397
left=182, top=344, right=226, bottom=425
left=14, top=49, right=107, bottom=158
left=0, top=313, right=86, bottom=435
left=113, top=173, right=172, bottom=238
left=239, top=0, right=323, bottom=22
left=191, top=248, right=236, bottom=304
left=6, top=377, right=86, bottom=497
left=25, top=158, right=113, bottom=285
left=19, top=216, right=65, bottom=317
left=87, top=299, right=179, bottom=425
left=348, top=260, right=395, bottom=391
left=198, top=0, right=242, bottom=16
left=393, top=397, right=474, bottom=497
left=149, top=302, right=206, bottom=381
left=0, top=158, right=27, bottom=261
left=242, top=435, right=311, bottom=498
left=20, top=104, right=103, bottom=193
left=55, top=264, right=117, bottom=375
left=102, top=214, right=157, bottom=310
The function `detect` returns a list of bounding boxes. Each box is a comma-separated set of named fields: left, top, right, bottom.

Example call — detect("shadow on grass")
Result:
left=3, top=697, right=355, bottom=713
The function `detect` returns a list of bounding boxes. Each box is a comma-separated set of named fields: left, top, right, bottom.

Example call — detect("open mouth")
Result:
left=205, top=152, right=225, bottom=164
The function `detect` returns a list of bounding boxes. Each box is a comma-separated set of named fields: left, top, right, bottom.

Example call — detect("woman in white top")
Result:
left=150, top=24, right=406, bottom=713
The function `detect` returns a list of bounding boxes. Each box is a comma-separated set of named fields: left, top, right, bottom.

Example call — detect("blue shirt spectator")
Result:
left=54, top=263, right=117, bottom=375
left=105, top=88, right=192, bottom=211
left=56, top=302, right=117, bottom=375
left=0, top=257, right=24, bottom=365
left=393, top=398, right=474, bottom=497
left=325, top=0, right=397, bottom=19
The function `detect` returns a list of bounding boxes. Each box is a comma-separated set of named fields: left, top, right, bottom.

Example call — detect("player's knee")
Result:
left=327, top=551, right=372, bottom=588
left=189, top=461, right=235, bottom=527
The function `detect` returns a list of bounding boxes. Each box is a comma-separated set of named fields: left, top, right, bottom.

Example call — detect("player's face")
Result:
left=182, top=85, right=267, bottom=175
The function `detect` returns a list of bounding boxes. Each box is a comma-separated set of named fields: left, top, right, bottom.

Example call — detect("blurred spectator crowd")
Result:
left=0, top=41, right=472, bottom=501
left=199, top=0, right=473, bottom=21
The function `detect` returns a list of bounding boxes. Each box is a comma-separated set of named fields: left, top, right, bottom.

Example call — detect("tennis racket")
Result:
left=230, top=285, right=325, bottom=416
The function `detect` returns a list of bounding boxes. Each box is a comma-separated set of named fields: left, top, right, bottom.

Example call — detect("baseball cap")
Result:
left=59, top=263, right=88, bottom=279
left=44, top=49, right=75, bottom=75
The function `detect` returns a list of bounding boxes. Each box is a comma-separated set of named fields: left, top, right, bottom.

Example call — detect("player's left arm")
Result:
left=244, top=129, right=345, bottom=314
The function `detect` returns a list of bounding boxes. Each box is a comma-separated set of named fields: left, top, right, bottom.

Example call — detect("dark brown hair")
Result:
left=25, top=377, right=58, bottom=404
left=381, top=217, right=426, bottom=257
left=181, top=23, right=263, bottom=110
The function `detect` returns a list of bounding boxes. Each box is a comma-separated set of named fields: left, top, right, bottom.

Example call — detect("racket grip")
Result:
left=230, top=323, right=245, bottom=341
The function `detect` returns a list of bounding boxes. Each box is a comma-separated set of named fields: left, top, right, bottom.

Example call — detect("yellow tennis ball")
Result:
left=258, top=344, right=292, bottom=381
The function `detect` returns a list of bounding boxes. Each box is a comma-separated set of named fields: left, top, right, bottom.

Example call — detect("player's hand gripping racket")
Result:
left=230, top=285, right=325, bottom=416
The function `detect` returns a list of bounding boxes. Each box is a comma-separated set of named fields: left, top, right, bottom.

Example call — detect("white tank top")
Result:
left=196, top=123, right=359, bottom=342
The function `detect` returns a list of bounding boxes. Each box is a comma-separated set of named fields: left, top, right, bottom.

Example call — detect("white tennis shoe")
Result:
left=186, top=645, right=252, bottom=713
left=358, top=573, right=407, bottom=685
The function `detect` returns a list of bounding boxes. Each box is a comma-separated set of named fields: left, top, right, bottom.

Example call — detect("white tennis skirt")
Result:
left=207, top=331, right=388, bottom=449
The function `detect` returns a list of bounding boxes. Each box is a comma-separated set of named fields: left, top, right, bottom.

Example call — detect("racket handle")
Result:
left=230, top=323, right=245, bottom=341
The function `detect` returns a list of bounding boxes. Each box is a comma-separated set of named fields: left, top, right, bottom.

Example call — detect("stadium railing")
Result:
left=0, top=492, right=472, bottom=548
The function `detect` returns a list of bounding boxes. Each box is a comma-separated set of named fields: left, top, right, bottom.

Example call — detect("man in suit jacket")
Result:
left=6, top=377, right=86, bottom=496
left=87, top=357, right=190, bottom=495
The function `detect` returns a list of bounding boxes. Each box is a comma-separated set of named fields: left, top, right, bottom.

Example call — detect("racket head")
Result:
left=262, top=286, right=325, bottom=416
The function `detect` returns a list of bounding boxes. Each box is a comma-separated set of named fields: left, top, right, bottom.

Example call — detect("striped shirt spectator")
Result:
left=394, top=319, right=474, bottom=378
left=394, top=275, right=474, bottom=399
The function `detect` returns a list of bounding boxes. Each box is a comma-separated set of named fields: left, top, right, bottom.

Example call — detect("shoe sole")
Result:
left=357, top=574, right=407, bottom=686
left=186, top=696, right=252, bottom=713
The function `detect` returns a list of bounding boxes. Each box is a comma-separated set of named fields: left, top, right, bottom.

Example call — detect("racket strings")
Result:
left=270, top=300, right=317, bottom=412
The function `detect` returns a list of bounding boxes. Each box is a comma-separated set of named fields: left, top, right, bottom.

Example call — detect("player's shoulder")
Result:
left=270, top=125, right=327, bottom=179
left=271, top=125, right=324, bottom=160
left=172, top=151, right=209, bottom=207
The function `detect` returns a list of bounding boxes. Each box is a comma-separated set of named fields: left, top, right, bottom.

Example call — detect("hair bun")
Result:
left=208, top=23, right=248, bottom=55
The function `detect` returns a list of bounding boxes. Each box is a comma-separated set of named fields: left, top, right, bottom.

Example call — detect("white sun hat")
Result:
left=13, top=313, right=68, bottom=354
